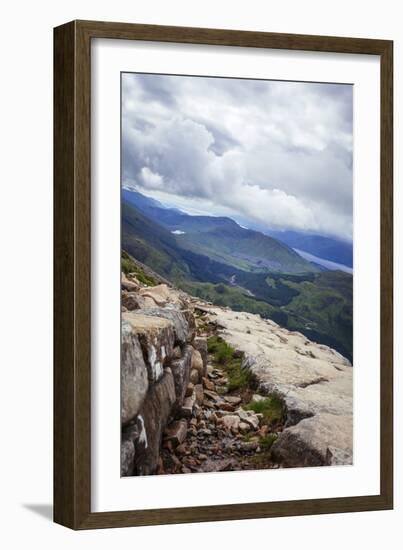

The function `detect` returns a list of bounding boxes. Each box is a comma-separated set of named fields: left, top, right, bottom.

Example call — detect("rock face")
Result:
left=134, top=306, right=192, bottom=346
left=134, top=369, right=176, bottom=475
left=205, top=307, right=353, bottom=467
left=123, top=312, right=175, bottom=384
left=120, top=272, right=208, bottom=476
left=170, top=345, right=193, bottom=410
left=121, top=321, right=149, bottom=425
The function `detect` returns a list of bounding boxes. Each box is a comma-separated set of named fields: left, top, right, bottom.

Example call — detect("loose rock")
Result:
left=221, top=415, right=241, bottom=433
left=194, top=384, right=204, bottom=405
left=164, top=420, right=188, bottom=447
left=191, top=348, right=205, bottom=378
left=190, top=368, right=200, bottom=385
left=202, top=377, right=215, bottom=391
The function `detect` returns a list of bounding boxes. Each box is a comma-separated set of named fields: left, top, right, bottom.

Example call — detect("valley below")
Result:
left=122, top=188, right=353, bottom=362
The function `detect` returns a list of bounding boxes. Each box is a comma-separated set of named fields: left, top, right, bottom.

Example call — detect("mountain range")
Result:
left=122, top=187, right=353, bottom=361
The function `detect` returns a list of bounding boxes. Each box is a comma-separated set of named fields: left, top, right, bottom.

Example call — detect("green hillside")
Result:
left=122, top=199, right=353, bottom=361
left=281, top=270, right=353, bottom=360
left=171, top=215, right=317, bottom=274
left=123, top=188, right=318, bottom=274
left=122, top=202, right=191, bottom=281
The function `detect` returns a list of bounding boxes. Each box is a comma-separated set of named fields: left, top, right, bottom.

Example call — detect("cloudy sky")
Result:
left=122, top=72, right=353, bottom=241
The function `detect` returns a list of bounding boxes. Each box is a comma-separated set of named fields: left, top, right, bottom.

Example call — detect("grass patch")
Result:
left=245, top=397, right=285, bottom=425
left=207, top=335, right=251, bottom=391
left=121, top=251, right=157, bottom=286
left=208, top=336, right=234, bottom=364
left=259, top=433, right=278, bottom=451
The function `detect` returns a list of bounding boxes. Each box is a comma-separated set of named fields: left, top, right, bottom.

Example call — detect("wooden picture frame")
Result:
left=54, top=20, right=393, bottom=529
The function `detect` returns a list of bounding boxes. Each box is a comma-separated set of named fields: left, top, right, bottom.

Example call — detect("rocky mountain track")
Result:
left=121, top=256, right=353, bottom=477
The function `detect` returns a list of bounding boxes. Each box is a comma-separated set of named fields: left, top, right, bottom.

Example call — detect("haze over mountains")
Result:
left=122, top=188, right=353, bottom=361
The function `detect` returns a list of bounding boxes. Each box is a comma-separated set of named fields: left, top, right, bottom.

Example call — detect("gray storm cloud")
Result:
left=122, top=72, right=353, bottom=241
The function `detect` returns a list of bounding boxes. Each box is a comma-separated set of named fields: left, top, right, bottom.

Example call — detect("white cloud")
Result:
left=138, top=167, right=164, bottom=188
left=122, top=73, right=353, bottom=240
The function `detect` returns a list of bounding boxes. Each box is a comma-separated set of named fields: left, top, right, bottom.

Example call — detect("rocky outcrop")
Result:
left=270, top=413, right=353, bottom=467
left=120, top=279, right=208, bottom=476
left=170, top=345, right=193, bottom=410
left=121, top=257, right=353, bottom=475
left=123, top=312, right=175, bottom=384
left=203, top=307, right=353, bottom=468
left=134, top=306, right=193, bottom=345
left=121, top=321, right=149, bottom=425
left=134, top=369, right=176, bottom=475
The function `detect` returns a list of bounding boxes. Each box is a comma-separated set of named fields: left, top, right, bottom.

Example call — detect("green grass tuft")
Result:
left=259, top=433, right=278, bottom=451
left=121, top=251, right=157, bottom=286
left=245, top=397, right=285, bottom=424
left=207, top=336, right=251, bottom=391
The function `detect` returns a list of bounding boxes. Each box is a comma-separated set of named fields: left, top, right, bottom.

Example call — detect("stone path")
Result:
left=159, top=350, right=280, bottom=475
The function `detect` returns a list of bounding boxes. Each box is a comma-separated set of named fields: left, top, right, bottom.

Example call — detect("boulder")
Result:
left=123, top=312, right=175, bottom=383
left=203, top=389, right=223, bottom=405
left=121, top=273, right=140, bottom=292
left=236, top=409, right=260, bottom=430
left=169, top=344, right=193, bottom=409
left=134, top=369, right=176, bottom=475
left=164, top=420, right=188, bottom=447
left=205, top=307, right=353, bottom=467
left=191, top=348, right=205, bottom=378
left=244, top=414, right=260, bottom=430
left=121, top=291, right=143, bottom=311
left=139, top=284, right=184, bottom=307
left=180, top=393, right=196, bottom=418
left=136, top=306, right=192, bottom=345
left=121, top=321, right=149, bottom=424
left=192, top=337, right=208, bottom=371
left=190, top=368, right=200, bottom=385
left=271, top=413, right=353, bottom=468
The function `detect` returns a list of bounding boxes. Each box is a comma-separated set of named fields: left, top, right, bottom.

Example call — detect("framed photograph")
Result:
left=54, top=20, right=393, bottom=529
